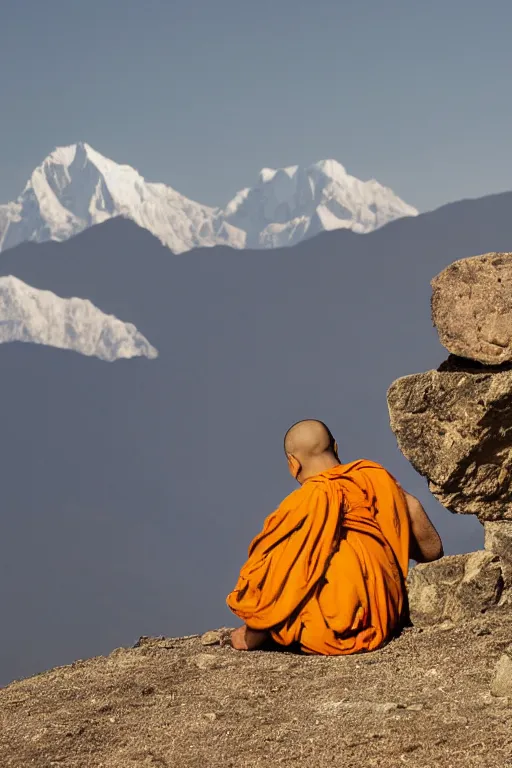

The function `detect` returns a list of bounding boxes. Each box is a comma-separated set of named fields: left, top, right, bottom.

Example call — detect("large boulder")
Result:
left=387, top=368, right=512, bottom=521
left=431, top=252, right=512, bottom=364
left=407, top=551, right=505, bottom=626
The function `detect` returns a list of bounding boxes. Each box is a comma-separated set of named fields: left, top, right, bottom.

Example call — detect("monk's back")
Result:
left=227, top=459, right=411, bottom=656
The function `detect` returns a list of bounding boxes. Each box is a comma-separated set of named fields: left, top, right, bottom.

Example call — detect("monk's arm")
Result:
left=403, top=491, right=444, bottom=562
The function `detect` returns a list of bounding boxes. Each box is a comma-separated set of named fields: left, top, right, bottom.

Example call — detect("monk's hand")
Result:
left=230, top=625, right=269, bottom=651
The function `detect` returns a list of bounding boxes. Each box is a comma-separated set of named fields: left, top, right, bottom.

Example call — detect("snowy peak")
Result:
left=0, top=143, right=418, bottom=254
left=0, top=142, right=222, bottom=255
left=30, top=141, right=133, bottom=185
left=224, top=159, right=418, bottom=248
left=258, top=165, right=299, bottom=183
left=0, top=275, right=158, bottom=362
left=24, top=142, right=116, bottom=238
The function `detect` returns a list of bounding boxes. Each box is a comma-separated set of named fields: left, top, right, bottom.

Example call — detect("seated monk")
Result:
left=227, top=419, right=443, bottom=654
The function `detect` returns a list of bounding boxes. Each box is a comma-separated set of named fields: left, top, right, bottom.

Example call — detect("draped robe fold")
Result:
left=226, top=460, right=411, bottom=655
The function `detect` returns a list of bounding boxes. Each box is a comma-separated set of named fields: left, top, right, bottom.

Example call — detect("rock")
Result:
left=133, top=636, right=165, bottom=648
left=485, top=522, right=512, bottom=562
left=446, top=551, right=504, bottom=621
left=132, top=635, right=178, bottom=652
left=491, top=646, right=512, bottom=697
left=438, top=620, right=455, bottom=632
left=485, top=522, right=512, bottom=599
left=473, top=626, right=492, bottom=636
left=201, top=631, right=222, bottom=646
left=193, top=654, right=220, bottom=670
left=387, top=368, right=512, bottom=520
left=407, top=555, right=466, bottom=623
left=200, top=628, right=233, bottom=646
left=443, top=715, right=469, bottom=726
left=481, top=691, right=509, bottom=706
left=431, top=252, right=512, bottom=364
left=407, top=552, right=504, bottom=626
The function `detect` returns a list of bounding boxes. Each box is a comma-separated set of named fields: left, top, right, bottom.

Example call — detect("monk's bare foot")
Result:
left=230, top=626, right=269, bottom=651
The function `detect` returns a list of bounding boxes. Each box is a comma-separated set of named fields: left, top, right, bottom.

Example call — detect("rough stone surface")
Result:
left=2, top=616, right=512, bottom=768
left=491, top=645, right=512, bottom=698
left=485, top=521, right=512, bottom=562
left=387, top=368, right=512, bottom=520
left=431, top=251, right=512, bottom=364
left=194, top=653, right=222, bottom=670
left=201, top=630, right=223, bottom=646
left=407, top=552, right=505, bottom=626
left=485, top=522, right=512, bottom=606
left=200, top=628, right=232, bottom=646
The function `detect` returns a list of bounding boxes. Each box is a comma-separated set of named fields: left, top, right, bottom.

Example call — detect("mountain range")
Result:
left=0, top=143, right=418, bottom=254
left=3, top=187, right=512, bottom=683
left=0, top=275, right=157, bottom=361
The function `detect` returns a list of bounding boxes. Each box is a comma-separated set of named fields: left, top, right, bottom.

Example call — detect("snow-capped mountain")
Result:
left=0, top=275, right=158, bottom=361
left=224, top=160, right=418, bottom=248
left=0, top=143, right=418, bottom=254
left=0, top=143, right=242, bottom=255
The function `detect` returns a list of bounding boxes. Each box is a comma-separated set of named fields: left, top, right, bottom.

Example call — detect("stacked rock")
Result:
left=387, top=251, right=512, bottom=626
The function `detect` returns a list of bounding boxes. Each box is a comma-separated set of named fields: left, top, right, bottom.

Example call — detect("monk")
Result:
left=227, top=419, right=443, bottom=654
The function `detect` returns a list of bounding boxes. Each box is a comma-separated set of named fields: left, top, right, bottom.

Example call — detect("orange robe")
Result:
left=226, top=460, right=411, bottom=655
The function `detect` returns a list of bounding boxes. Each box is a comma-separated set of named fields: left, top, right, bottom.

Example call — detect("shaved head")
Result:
left=284, top=420, right=337, bottom=460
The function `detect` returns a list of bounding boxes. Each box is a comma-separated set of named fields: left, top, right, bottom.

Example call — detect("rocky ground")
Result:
left=1, top=612, right=512, bottom=768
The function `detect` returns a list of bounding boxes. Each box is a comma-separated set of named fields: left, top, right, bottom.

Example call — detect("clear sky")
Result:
left=1, top=0, right=512, bottom=212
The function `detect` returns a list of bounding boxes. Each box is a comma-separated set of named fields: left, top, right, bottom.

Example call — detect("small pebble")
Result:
left=473, top=627, right=491, bottom=637
left=426, top=668, right=440, bottom=677
left=491, top=649, right=512, bottom=698
left=201, top=631, right=222, bottom=646
left=194, top=654, right=220, bottom=670
left=443, top=715, right=468, bottom=726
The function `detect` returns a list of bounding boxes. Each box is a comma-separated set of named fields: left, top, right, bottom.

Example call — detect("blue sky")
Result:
left=1, top=0, right=512, bottom=211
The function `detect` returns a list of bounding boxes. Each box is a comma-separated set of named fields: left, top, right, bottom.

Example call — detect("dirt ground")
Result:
left=1, top=612, right=512, bottom=768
